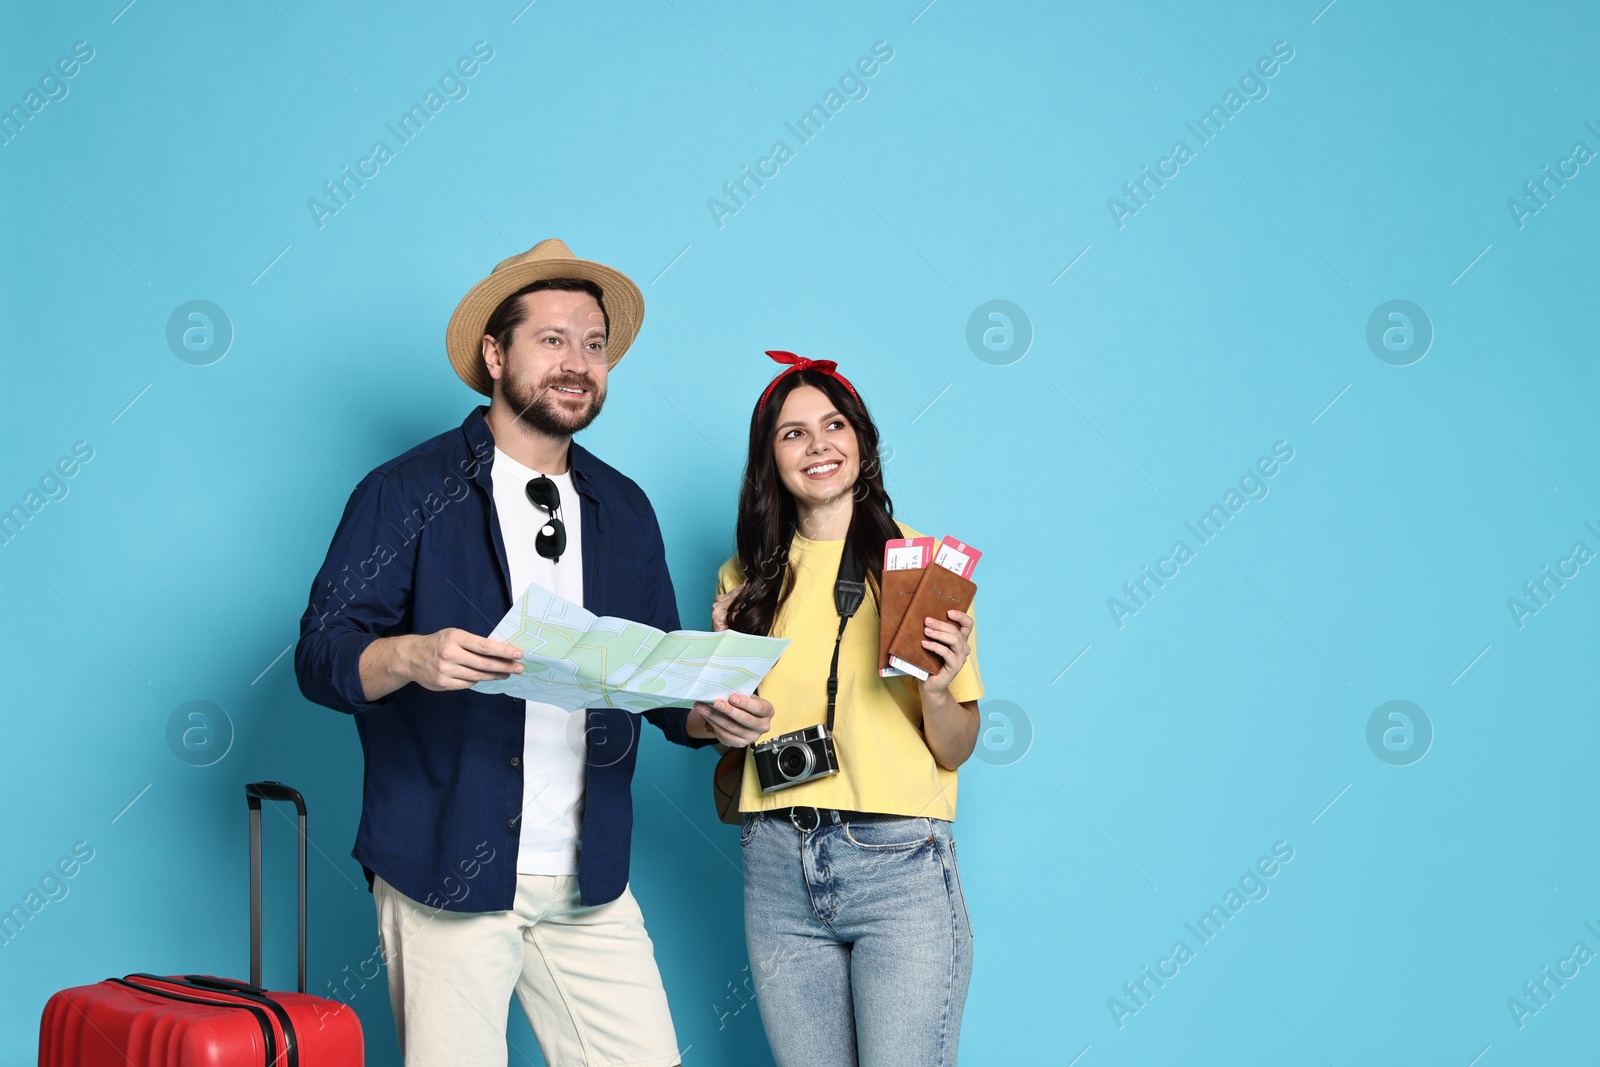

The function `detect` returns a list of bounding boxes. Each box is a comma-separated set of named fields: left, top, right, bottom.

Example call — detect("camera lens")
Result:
left=776, top=744, right=813, bottom=781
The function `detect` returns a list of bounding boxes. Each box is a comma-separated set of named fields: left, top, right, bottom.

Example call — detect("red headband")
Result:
left=756, top=350, right=861, bottom=416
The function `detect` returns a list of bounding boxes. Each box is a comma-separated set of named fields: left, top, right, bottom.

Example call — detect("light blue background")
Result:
left=3, top=1, right=1598, bottom=1063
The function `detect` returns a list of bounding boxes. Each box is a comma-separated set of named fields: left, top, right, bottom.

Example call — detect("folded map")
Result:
left=472, top=581, right=790, bottom=713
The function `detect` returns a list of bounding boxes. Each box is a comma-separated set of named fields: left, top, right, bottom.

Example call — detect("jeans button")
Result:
left=510, top=756, right=520, bottom=767
left=507, top=817, right=517, bottom=828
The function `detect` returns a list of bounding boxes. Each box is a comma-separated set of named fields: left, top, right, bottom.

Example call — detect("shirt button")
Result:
left=507, top=817, right=517, bottom=828
left=510, top=756, right=520, bottom=767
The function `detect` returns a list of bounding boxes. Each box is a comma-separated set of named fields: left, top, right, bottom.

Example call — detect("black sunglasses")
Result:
left=524, top=477, right=568, bottom=562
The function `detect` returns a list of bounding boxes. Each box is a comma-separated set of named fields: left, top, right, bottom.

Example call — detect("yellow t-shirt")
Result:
left=715, top=522, right=984, bottom=820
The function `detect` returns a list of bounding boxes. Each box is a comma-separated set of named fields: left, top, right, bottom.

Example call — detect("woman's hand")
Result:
left=917, top=609, right=979, bottom=769
left=692, top=691, right=775, bottom=747
left=711, top=583, right=744, bottom=632
left=917, top=609, right=973, bottom=696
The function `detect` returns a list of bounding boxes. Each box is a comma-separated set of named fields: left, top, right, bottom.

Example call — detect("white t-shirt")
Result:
left=490, top=446, right=586, bottom=876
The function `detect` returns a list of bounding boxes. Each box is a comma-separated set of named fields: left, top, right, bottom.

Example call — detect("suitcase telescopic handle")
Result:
left=246, top=781, right=307, bottom=993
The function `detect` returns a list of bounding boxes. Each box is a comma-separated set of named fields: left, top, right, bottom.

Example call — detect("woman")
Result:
left=705, top=349, right=984, bottom=1067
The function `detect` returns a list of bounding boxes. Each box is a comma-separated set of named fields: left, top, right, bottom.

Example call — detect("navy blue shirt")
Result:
left=295, top=407, right=710, bottom=911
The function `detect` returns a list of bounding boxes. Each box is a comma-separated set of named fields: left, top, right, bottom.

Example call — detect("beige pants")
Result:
left=373, top=873, right=680, bottom=1067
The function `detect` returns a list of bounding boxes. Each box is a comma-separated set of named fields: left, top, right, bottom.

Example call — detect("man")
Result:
left=295, top=239, right=774, bottom=1067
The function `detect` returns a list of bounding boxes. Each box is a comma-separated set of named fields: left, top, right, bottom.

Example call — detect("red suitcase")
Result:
left=39, top=781, right=364, bottom=1065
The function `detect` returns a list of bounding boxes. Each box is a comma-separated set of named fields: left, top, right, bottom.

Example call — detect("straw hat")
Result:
left=445, top=239, right=645, bottom=396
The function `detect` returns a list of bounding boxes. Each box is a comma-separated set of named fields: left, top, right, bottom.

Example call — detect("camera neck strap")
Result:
left=824, top=539, right=867, bottom=734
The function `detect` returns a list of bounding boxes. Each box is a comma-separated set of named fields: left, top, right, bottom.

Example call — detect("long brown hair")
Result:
left=726, top=368, right=898, bottom=637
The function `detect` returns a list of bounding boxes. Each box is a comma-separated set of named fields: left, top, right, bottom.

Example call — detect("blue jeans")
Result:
left=741, top=811, right=974, bottom=1067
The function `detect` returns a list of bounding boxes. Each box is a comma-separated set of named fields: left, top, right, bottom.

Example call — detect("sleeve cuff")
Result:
left=333, top=631, right=395, bottom=714
left=951, top=684, right=986, bottom=704
left=653, top=706, right=720, bottom=749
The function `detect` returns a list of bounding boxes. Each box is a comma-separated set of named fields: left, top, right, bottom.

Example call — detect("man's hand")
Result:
left=404, top=629, right=525, bottom=691
left=360, top=629, right=523, bottom=701
left=691, top=691, right=774, bottom=747
left=711, top=583, right=744, bottom=632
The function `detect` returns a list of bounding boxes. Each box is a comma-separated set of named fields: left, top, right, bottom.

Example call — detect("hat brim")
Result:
left=445, top=255, right=644, bottom=396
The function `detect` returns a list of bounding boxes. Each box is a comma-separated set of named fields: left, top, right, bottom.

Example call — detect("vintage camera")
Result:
left=752, top=724, right=840, bottom=793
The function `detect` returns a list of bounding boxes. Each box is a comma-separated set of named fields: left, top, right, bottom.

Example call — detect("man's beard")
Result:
left=503, top=368, right=606, bottom=436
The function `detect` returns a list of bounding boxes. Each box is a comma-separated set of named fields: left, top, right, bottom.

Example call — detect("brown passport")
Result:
left=885, top=565, right=977, bottom=678
left=877, top=566, right=927, bottom=673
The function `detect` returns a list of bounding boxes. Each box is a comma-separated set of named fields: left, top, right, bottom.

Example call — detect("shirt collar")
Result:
left=461, top=405, right=595, bottom=491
